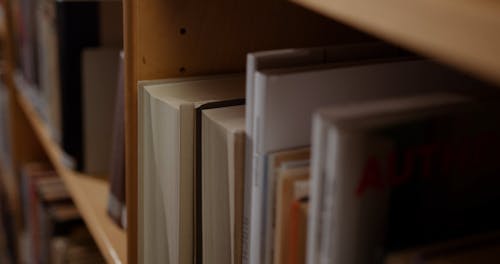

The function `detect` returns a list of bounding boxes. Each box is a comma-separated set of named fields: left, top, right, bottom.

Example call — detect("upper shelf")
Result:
left=292, top=0, right=500, bottom=85
left=13, top=74, right=127, bottom=264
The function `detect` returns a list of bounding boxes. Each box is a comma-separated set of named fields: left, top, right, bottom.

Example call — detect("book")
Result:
left=138, top=75, right=245, bottom=264
left=20, top=163, right=56, bottom=263
left=310, top=93, right=500, bottom=264
left=201, top=105, right=245, bottom=264
left=81, top=47, right=120, bottom=174
left=0, top=78, right=16, bottom=217
left=288, top=197, right=308, bottom=264
left=36, top=0, right=61, bottom=141
left=36, top=177, right=81, bottom=264
left=56, top=0, right=122, bottom=171
left=274, top=165, right=309, bottom=264
left=107, top=51, right=126, bottom=228
left=36, top=177, right=70, bottom=203
left=16, top=0, right=39, bottom=85
left=137, top=76, right=200, bottom=262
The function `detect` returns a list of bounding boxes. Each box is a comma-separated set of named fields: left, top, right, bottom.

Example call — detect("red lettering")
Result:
left=388, top=149, right=415, bottom=186
left=356, top=156, right=384, bottom=196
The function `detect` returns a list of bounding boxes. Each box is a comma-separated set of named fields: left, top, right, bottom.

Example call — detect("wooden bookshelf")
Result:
left=2, top=0, right=496, bottom=262
left=13, top=77, right=127, bottom=264
left=292, top=0, right=500, bottom=85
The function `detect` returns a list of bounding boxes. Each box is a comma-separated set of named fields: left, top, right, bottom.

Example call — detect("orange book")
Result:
left=288, top=198, right=308, bottom=264
left=274, top=167, right=309, bottom=264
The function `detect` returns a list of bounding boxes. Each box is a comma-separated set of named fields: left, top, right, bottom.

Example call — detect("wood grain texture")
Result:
left=292, top=0, right=500, bottom=85
left=15, top=84, right=127, bottom=264
left=124, top=0, right=366, bottom=263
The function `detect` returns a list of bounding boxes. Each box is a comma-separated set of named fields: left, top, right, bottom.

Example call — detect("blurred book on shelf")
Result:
left=81, top=47, right=120, bottom=175
left=107, top=50, right=126, bottom=229
left=20, top=163, right=105, bottom=264
left=0, top=70, right=11, bottom=169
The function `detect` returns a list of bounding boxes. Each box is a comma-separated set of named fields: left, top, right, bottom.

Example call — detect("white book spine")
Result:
left=307, top=115, right=328, bottom=264
left=249, top=73, right=268, bottom=264
left=242, top=54, right=257, bottom=264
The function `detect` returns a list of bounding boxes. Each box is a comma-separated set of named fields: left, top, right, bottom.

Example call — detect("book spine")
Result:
left=248, top=73, right=267, bottom=264
left=306, top=116, right=326, bottom=264
left=242, top=54, right=257, bottom=264
left=107, top=51, right=125, bottom=228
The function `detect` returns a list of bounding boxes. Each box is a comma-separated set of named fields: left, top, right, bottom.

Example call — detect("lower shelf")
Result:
left=15, top=83, right=127, bottom=264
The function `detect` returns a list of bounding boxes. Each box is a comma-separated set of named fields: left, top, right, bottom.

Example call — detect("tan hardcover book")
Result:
left=201, top=105, right=245, bottom=264
left=139, top=75, right=244, bottom=264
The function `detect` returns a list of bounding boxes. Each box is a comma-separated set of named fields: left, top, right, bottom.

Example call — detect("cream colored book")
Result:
left=139, top=75, right=244, bottom=264
left=201, top=105, right=245, bottom=264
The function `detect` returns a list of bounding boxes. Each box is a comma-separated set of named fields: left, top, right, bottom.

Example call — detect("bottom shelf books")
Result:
left=21, top=163, right=105, bottom=264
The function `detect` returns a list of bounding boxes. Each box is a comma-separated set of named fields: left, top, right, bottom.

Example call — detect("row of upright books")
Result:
left=138, top=43, right=500, bottom=263
left=10, top=0, right=126, bottom=228
left=20, top=163, right=104, bottom=264
left=0, top=64, right=110, bottom=263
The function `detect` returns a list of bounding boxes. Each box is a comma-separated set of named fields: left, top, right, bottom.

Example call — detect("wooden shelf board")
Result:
left=292, top=0, right=500, bottom=85
left=14, top=79, right=127, bottom=264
